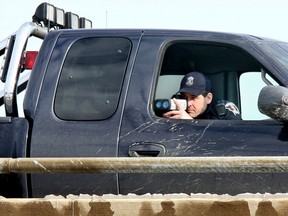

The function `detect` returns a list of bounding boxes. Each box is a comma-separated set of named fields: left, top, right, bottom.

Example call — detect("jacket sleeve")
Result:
left=223, top=101, right=242, bottom=120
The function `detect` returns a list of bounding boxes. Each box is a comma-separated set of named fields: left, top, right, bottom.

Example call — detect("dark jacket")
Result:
left=196, top=100, right=242, bottom=120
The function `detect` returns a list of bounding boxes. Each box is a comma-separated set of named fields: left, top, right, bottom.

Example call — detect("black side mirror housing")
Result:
left=258, top=85, right=288, bottom=122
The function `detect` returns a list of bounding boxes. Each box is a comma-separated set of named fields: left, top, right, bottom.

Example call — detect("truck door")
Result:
left=118, top=33, right=288, bottom=195
left=28, top=33, right=141, bottom=197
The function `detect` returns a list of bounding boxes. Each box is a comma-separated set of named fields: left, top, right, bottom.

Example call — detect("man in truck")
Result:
left=162, top=71, right=242, bottom=120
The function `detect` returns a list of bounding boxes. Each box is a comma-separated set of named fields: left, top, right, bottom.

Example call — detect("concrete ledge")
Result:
left=1, top=193, right=288, bottom=215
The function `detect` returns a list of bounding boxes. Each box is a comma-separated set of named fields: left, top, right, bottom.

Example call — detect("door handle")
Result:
left=128, top=143, right=166, bottom=157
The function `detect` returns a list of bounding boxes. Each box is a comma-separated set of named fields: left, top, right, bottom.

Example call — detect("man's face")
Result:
left=182, top=92, right=213, bottom=118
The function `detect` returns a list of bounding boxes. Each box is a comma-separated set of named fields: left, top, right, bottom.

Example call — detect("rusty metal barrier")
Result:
left=1, top=156, right=288, bottom=174
left=1, top=194, right=288, bottom=215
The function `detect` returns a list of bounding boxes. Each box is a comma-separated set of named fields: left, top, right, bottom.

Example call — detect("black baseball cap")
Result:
left=179, top=72, right=211, bottom=96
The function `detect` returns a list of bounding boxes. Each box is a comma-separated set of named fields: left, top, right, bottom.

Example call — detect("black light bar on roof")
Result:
left=65, top=12, right=79, bottom=29
left=55, top=7, right=65, bottom=28
left=80, top=17, right=92, bottom=28
left=32, top=2, right=92, bottom=29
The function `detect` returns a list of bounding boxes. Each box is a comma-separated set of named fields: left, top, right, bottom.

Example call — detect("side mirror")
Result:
left=258, top=85, right=288, bottom=122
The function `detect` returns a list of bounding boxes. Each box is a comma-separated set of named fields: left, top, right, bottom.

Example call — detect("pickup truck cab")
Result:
left=1, top=2, right=288, bottom=198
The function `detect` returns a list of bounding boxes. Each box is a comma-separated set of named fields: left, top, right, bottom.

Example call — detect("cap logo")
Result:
left=186, top=76, right=194, bottom=86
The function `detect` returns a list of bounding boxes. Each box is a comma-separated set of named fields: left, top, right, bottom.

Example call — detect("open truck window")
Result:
left=154, top=42, right=279, bottom=120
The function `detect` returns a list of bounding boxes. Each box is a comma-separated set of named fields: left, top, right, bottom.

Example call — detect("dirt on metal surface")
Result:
left=0, top=193, right=288, bottom=215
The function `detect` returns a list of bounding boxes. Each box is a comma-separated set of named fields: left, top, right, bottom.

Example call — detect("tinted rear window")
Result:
left=54, top=37, right=131, bottom=120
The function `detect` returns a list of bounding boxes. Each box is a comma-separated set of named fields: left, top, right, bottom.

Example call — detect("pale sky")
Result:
left=1, top=0, right=288, bottom=42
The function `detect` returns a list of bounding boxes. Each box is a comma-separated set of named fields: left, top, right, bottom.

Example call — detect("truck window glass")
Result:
left=239, top=72, right=279, bottom=120
left=54, top=37, right=131, bottom=120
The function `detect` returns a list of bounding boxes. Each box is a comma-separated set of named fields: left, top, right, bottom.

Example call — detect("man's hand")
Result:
left=162, top=98, right=192, bottom=119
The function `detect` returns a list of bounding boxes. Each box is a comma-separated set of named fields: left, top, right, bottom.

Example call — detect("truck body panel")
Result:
left=26, top=29, right=288, bottom=197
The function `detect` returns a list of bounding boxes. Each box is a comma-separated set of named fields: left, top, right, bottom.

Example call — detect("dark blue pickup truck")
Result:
left=1, top=3, right=288, bottom=198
